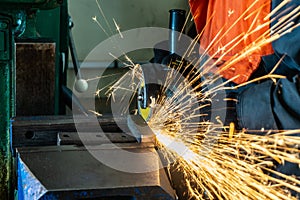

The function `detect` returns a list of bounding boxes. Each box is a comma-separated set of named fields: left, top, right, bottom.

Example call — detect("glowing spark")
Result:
left=92, top=15, right=109, bottom=36
left=264, top=0, right=292, bottom=21
left=179, top=10, right=191, bottom=40
left=86, top=72, right=124, bottom=82
left=113, top=18, right=123, bottom=38
left=95, top=89, right=100, bottom=97
left=228, top=9, right=234, bottom=17
left=95, top=0, right=114, bottom=35
left=124, top=55, right=135, bottom=66
left=272, top=5, right=300, bottom=33
left=88, top=110, right=102, bottom=116
left=228, top=122, right=235, bottom=139
left=149, top=96, right=156, bottom=108
left=108, top=52, right=134, bottom=67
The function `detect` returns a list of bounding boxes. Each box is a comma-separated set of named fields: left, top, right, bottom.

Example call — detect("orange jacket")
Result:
left=189, top=0, right=274, bottom=84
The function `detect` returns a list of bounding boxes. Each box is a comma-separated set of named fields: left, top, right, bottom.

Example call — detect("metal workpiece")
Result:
left=11, top=115, right=159, bottom=149
left=127, top=115, right=156, bottom=144
left=11, top=115, right=151, bottom=148
left=16, top=145, right=176, bottom=200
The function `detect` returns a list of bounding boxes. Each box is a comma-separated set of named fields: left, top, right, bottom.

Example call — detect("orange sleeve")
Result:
left=188, top=0, right=209, bottom=33
left=189, top=0, right=274, bottom=84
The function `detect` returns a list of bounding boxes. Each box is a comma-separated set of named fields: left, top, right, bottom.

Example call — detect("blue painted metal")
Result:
left=17, top=154, right=48, bottom=200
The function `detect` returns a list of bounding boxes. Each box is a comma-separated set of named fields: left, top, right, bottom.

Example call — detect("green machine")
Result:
left=0, top=1, right=180, bottom=199
left=0, top=0, right=69, bottom=198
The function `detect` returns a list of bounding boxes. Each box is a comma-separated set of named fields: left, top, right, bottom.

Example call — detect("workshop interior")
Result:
left=0, top=0, right=194, bottom=199
left=1, top=0, right=300, bottom=199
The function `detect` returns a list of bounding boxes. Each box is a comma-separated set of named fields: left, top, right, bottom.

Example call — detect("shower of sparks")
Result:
left=154, top=129, right=300, bottom=200
left=92, top=1, right=300, bottom=199
left=107, top=61, right=300, bottom=199
left=95, top=0, right=114, bottom=36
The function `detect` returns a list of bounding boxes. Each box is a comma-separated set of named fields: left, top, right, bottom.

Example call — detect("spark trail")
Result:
left=92, top=1, right=300, bottom=199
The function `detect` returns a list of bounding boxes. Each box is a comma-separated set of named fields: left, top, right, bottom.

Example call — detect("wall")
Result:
left=68, top=0, right=189, bottom=62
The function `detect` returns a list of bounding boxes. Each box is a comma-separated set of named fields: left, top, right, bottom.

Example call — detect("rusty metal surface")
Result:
left=11, top=115, right=127, bottom=148
left=0, top=14, right=13, bottom=200
left=11, top=115, right=156, bottom=148
left=16, top=42, right=55, bottom=116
